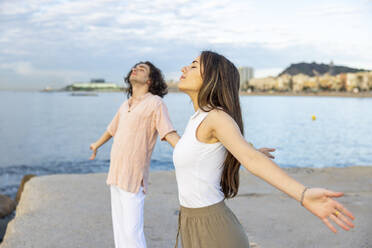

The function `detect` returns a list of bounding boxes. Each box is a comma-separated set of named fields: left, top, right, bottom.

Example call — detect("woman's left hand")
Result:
left=302, top=188, right=355, bottom=233
left=257, top=147, right=276, bottom=159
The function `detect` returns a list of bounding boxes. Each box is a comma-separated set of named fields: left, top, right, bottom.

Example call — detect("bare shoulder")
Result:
left=205, top=108, right=239, bottom=134
left=205, top=108, right=243, bottom=143
left=207, top=108, right=235, bottom=124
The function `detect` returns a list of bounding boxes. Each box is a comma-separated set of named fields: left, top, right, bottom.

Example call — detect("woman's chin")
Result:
left=178, top=82, right=199, bottom=94
left=177, top=83, right=187, bottom=92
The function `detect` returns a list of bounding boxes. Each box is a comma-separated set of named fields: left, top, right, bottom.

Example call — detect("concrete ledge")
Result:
left=1, top=167, right=371, bottom=248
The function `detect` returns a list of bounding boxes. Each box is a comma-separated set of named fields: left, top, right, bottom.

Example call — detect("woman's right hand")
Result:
left=89, top=143, right=98, bottom=160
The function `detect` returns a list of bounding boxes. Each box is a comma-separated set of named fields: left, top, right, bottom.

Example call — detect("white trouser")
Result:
left=110, top=185, right=147, bottom=248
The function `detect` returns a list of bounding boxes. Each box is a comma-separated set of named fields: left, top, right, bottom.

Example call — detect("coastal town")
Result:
left=243, top=70, right=372, bottom=93
left=238, top=62, right=372, bottom=94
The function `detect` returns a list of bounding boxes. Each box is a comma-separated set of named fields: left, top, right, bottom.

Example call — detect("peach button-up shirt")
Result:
left=106, top=92, right=176, bottom=193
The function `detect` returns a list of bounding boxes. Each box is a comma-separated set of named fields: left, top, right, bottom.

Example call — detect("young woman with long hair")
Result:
left=173, top=51, right=355, bottom=248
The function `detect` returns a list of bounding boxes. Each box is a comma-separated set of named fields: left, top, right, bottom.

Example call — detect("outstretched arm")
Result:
left=208, top=109, right=355, bottom=233
left=89, top=131, right=112, bottom=160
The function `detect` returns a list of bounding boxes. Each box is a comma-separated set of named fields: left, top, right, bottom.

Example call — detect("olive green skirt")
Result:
left=175, top=200, right=250, bottom=248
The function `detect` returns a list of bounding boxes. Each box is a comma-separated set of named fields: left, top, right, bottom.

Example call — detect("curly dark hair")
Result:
left=123, top=61, right=168, bottom=98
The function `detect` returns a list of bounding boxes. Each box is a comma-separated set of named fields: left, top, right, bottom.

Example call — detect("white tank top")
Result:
left=173, top=108, right=227, bottom=208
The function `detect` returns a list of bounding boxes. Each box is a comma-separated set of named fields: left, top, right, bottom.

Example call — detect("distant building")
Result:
left=90, top=78, right=106, bottom=83
left=69, top=83, right=120, bottom=90
left=238, top=67, right=254, bottom=88
left=328, top=61, right=334, bottom=75
left=64, top=78, right=122, bottom=91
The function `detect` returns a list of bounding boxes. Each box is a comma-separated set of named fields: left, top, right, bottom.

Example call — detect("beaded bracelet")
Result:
left=300, top=187, right=309, bottom=206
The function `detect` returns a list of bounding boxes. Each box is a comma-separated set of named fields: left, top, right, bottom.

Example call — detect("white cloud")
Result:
left=299, top=4, right=364, bottom=17
left=255, top=68, right=283, bottom=78
left=0, top=0, right=371, bottom=89
left=0, top=61, right=84, bottom=78
left=2, top=0, right=370, bottom=52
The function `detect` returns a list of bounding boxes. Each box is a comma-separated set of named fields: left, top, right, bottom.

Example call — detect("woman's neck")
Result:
left=188, top=92, right=199, bottom=112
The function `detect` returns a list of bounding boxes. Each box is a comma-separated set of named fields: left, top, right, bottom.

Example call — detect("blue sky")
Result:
left=0, top=0, right=371, bottom=90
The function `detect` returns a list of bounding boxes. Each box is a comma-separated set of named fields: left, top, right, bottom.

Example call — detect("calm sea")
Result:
left=1, top=91, right=371, bottom=198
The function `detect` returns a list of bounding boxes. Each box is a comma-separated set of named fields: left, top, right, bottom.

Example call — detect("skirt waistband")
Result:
left=180, top=200, right=226, bottom=217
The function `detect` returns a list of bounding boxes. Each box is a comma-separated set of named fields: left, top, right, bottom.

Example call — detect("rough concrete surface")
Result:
left=1, top=167, right=371, bottom=248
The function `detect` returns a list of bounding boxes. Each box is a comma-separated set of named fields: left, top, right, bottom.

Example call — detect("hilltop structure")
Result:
left=279, top=62, right=367, bottom=77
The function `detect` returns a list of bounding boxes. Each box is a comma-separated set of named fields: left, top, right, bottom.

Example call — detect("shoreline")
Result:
left=1, top=89, right=372, bottom=98
left=1, top=166, right=371, bottom=247
left=239, top=91, right=372, bottom=98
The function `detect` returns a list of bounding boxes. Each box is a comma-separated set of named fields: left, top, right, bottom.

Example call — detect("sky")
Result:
left=0, top=0, right=371, bottom=90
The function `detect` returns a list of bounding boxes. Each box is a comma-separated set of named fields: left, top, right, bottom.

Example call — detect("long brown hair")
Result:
left=198, top=50, right=244, bottom=199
